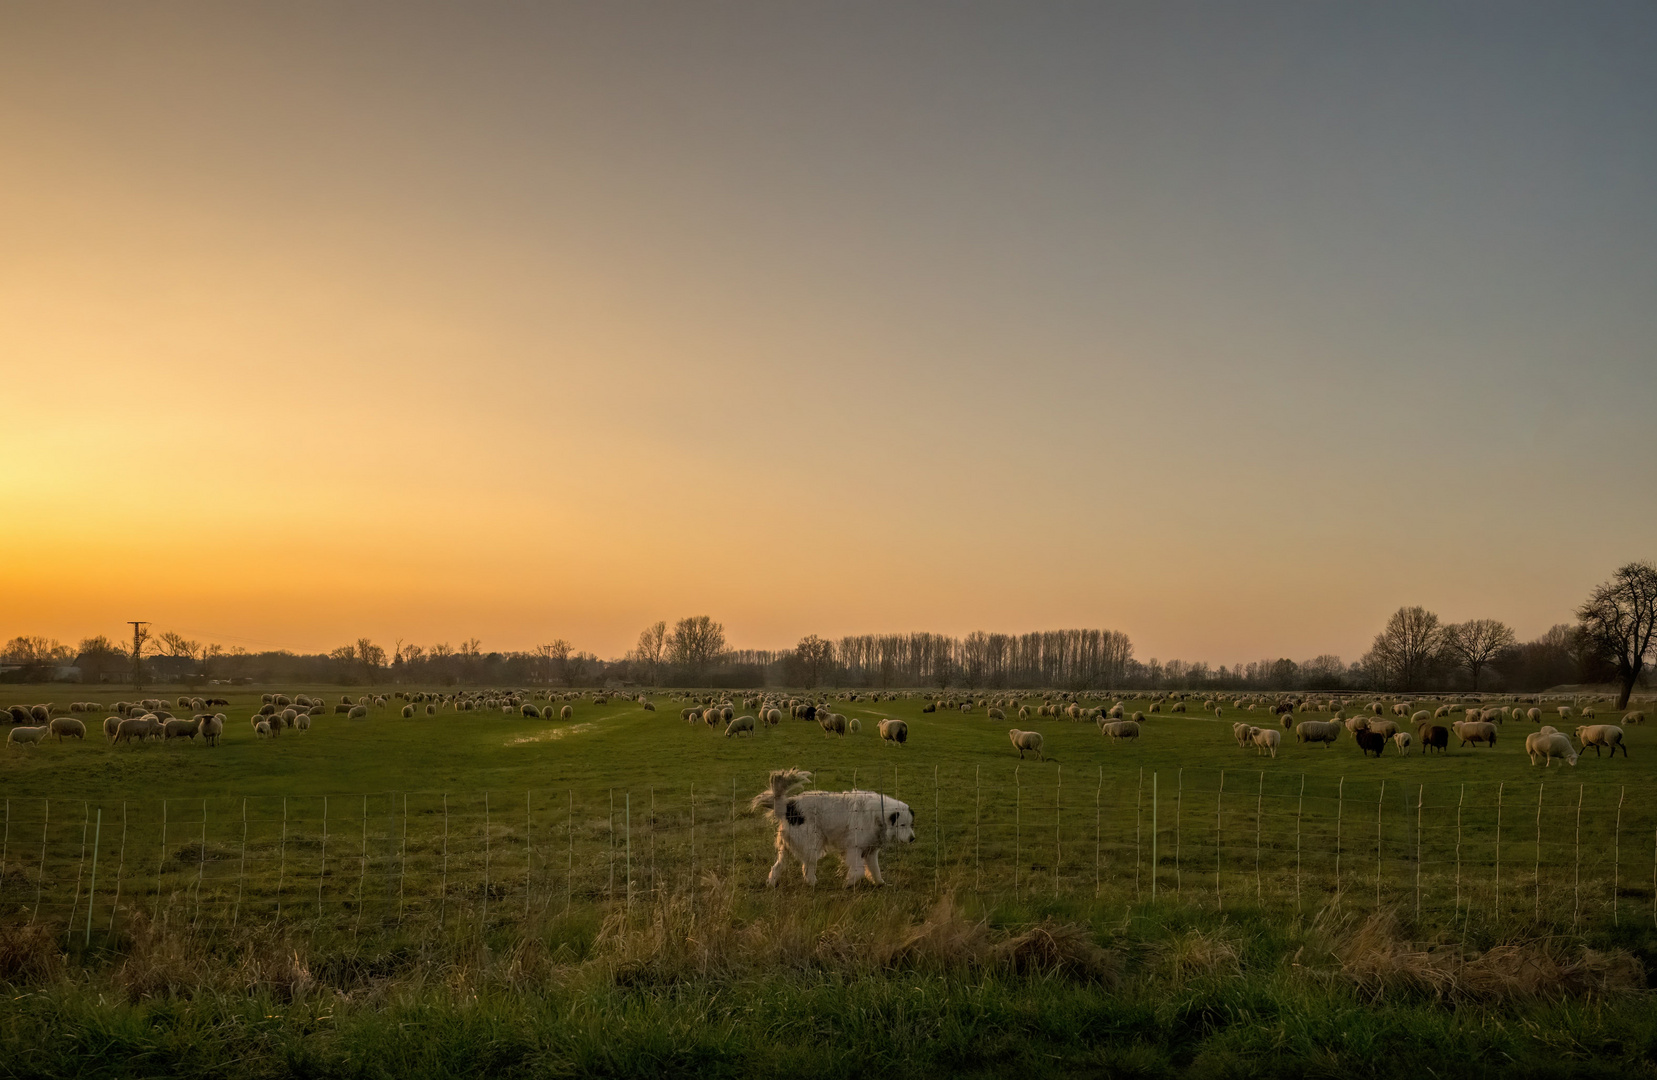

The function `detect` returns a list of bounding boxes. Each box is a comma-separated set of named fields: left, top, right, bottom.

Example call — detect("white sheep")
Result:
left=7, top=725, right=49, bottom=747
left=1392, top=732, right=1413, bottom=756
left=201, top=714, right=225, bottom=746
left=1008, top=729, right=1044, bottom=760
left=49, top=717, right=86, bottom=742
left=848, top=717, right=862, bottom=734
left=102, top=715, right=122, bottom=742
left=1232, top=721, right=1254, bottom=748
left=878, top=719, right=908, bottom=745
left=1526, top=730, right=1577, bottom=767
left=1575, top=724, right=1627, bottom=758
left=255, top=720, right=273, bottom=738
left=725, top=715, right=756, bottom=738
left=1251, top=727, right=1281, bottom=758
left=348, top=705, right=369, bottom=719
left=1100, top=719, right=1140, bottom=742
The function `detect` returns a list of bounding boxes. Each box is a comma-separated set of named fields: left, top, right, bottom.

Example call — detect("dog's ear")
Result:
left=888, top=811, right=899, bottom=826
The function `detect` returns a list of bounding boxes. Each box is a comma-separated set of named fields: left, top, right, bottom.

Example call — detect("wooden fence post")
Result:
left=1255, top=771, right=1264, bottom=903
left=85, top=809, right=100, bottom=947
left=1573, top=783, right=1583, bottom=928
left=1335, top=780, right=1343, bottom=901
left=1215, top=770, right=1224, bottom=910
left=1014, top=765, right=1022, bottom=894
left=68, top=803, right=88, bottom=946
left=1174, top=769, right=1183, bottom=899
left=1415, top=785, right=1423, bottom=921
left=1095, top=766, right=1102, bottom=899
left=277, top=797, right=287, bottom=921
left=1054, top=765, right=1062, bottom=894
left=1614, top=786, right=1624, bottom=926
left=1495, top=782, right=1503, bottom=921
left=109, top=803, right=127, bottom=936
left=1535, top=783, right=1543, bottom=922
left=234, top=797, right=247, bottom=928
left=1295, top=775, right=1305, bottom=913
left=1375, top=781, right=1385, bottom=909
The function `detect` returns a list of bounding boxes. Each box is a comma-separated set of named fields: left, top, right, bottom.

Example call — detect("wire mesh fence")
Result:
left=4, top=766, right=1653, bottom=945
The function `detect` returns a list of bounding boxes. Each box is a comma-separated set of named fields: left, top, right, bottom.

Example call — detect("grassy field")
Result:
left=2, top=684, right=1655, bottom=1077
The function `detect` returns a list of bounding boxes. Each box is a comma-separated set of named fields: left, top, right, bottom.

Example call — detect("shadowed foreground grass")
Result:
left=3, top=887, right=1655, bottom=1079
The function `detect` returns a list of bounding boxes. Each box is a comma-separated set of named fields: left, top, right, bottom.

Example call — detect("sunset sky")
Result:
left=3, top=3, right=1654, bottom=666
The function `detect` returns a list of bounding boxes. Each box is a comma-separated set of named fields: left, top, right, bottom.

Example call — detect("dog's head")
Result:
left=884, top=804, right=917, bottom=845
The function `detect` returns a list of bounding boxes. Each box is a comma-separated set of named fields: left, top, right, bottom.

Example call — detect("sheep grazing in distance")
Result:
left=1620, top=710, right=1645, bottom=725
left=402, top=705, right=415, bottom=719
left=1170, top=701, right=1186, bottom=713
left=1100, top=719, right=1140, bottom=742
left=725, top=715, right=756, bottom=738
left=1008, top=729, right=1044, bottom=760
left=1575, top=725, right=1627, bottom=758
left=521, top=704, right=541, bottom=719
left=987, top=707, right=1006, bottom=721
left=7, top=725, right=49, bottom=747
left=1527, top=730, right=1577, bottom=767
left=1366, top=719, right=1399, bottom=738
left=878, top=719, right=908, bottom=745
left=1251, top=727, right=1281, bottom=758
left=1433, top=705, right=1452, bottom=718
left=764, top=707, right=782, bottom=726
left=1355, top=729, right=1387, bottom=757
left=1421, top=726, right=1450, bottom=754
left=1557, top=706, right=1573, bottom=720
left=1452, top=720, right=1498, bottom=748
left=49, top=717, right=85, bottom=742
left=163, top=717, right=203, bottom=742
left=102, top=716, right=122, bottom=742
left=1393, top=732, right=1413, bottom=756
left=115, top=716, right=160, bottom=744
left=255, top=720, right=273, bottom=738
left=347, top=705, right=369, bottom=719
left=847, top=717, right=862, bottom=734
left=642, top=701, right=656, bottom=712
left=1295, top=720, right=1342, bottom=747
left=293, top=713, right=310, bottom=732
left=1411, top=710, right=1432, bottom=727
left=1526, top=707, right=1543, bottom=723
left=819, top=713, right=847, bottom=737
left=1232, top=722, right=1255, bottom=748
left=201, top=714, right=224, bottom=747
left=1582, top=705, right=1597, bottom=720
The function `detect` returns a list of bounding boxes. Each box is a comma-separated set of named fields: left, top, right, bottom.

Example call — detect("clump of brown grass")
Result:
left=0, top=922, right=64, bottom=985
left=992, top=919, right=1121, bottom=985
left=1153, top=926, right=1243, bottom=982
left=1337, top=912, right=1644, bottom=1004
left=112, top=914, right=210, bottom=1002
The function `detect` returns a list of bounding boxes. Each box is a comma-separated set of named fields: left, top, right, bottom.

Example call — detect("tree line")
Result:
left=4, top=563, right=1651, bottom=700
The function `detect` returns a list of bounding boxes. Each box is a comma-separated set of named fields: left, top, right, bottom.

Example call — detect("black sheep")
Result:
left=1355, top=729, right=1386, bottom=757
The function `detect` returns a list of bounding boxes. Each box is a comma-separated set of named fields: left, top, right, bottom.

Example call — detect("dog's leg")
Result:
left=865, top=848, right=885, bottom=885
left=842, top=848, right=865, bottom=887
left=801, top=852, right=819, bottom=886
left=767, top=830, right=789, bottom=887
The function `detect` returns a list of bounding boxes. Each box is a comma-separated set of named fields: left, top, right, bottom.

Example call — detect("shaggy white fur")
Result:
left=751, top=770, right=916, bottom=887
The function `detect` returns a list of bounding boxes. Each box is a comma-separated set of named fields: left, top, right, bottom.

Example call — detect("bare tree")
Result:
left=1442, top=618, right=1516, bottom=691
left=793, top=635, right=832, bottom=689
left=1576, top=560, right=1657, bottom=709
left=1363, top=606, right=1445, bottom=691
left=668, top=616, right=726, bottom=685
left=157, top=631, right=201, bottom=661
left=356, top=638, right=387, bottom=683
left=546, top=638, right=577, bottom=687
left=635, top=621, right=668, bottom=686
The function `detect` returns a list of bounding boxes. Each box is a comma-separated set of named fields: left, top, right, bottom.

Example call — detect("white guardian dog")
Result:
left=751, top=769, right=916, bottom=887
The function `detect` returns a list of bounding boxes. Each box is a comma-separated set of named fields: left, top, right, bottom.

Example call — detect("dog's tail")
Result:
left=750, top=768, right=811, bottom=816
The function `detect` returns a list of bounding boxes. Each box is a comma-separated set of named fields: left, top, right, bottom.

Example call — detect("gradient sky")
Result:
left=3, top=3, right=1654, bottom=665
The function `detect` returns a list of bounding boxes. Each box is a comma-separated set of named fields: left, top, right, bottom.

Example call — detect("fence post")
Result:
left=1335, top=779, right=1343, bottom=902
left=150, top=798, right=162, bottom=925
left=1614, top=786, right=1624, bottom=926
left=440, top=793, right=449, bottom=929
left=649, top=788, right=656, bottom=901
left=974, top=766, right=981, bottom=893
left=1174, top=769, right=1183, bottom=899
left=1, top=799, right=8, bottom=901
left=1014, top=764, right=1021, bottom=894
left=1415, top=784, right=1423, bottom=922
left=1295, top=775, right=1305, bottom=913
left=85, top=809, right=101, bottom=947
left=1095, top=766, right=1102, bottom=899
left=1494, top=782, right=1503, bottom=922
left=1151, top=772, right=1158, bottom=901
left=68, top=803, right=89, bottom=947
left=1454, top=784, right=1463, bottom=914
left=1054, top=765, right=1062, bottom=895
left=483, top=791, right=492, bottom=930
left=525, top=791, right=533, bottom=920
left=234, top=798, right=246, bottom=928
left=566, top=790, right=573, bottom=913
left=607, top=789, right=615, bottom=904
left=1535, top=783, right=1543, bottom=922
left=357, top=794, right=368, bottom=937
left=399, top=795, right=408, bottom=924
left=1135, top=768, right=1143, bottom=901
left=689, top=782, right=696, bottom=889
left=1215, top=770, right=1224, bottom=910
left=319, top=795, right=328, bottom=921
left=626, top=793, right=632, bottom=910
left=934, top=765, right=941, bottom=893
left=109, top=803, right=127, bottom=936
left=1573, top=783, right=1583, bottom=928
left=277, top=798, right=287, bottom=921
left=730, top=779, right=737, bottom=880
left=31, top=799, right=47, bottom=926
left=1255, top=771, right=1264, bottom=903
left=193, top=798, right=207, bottom=929
left=1375, top=781, right=1385, bottom=910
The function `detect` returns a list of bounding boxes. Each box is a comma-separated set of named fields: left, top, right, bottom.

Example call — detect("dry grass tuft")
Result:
left=1155, top=926, right=1243, bottom=982
left=113, top=915, right=209, bottom=1002
left=1338, top=912, right=1645, bottom=1004
left=0, top=923, right=64, bottom=984
left=993, top=919, right=1121, bottom=985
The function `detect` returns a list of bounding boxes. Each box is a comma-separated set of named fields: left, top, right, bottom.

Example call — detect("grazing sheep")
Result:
left=1100, top=719, right=1140, bottom=742
left=201, top=714, right=224, bottom=746
left=1344, top=716, right=1370, bottom=734
left=1393, top=732, right=1413, bottom=756
left=1575, top=725, right=1627, bottom=758
left=1355, top=730, right=1386, bottom=758
left=1527, top=731, right=1577, bottom=767
left=163, top=716, right=203, bottom=742
left=1171, top=701, right=1186, bottom=713
left=765, top=707, right=783, bottom=726
left=1433, top=705, right=1452, bottom=718
left=1452, top=720, right=1498, bottom=748
left=254, top=720, right=273, bottom=738
left=401, top=705, right=415, bottom=718
left=1366, top=719, right=1399, bottom=738
left=48, top=717, right=85, bottom=742
left=114, top=716, right=161, bottom=744
left=102, top=715, right=122, bottom=742
left=1008, top=729, right=1044, bottom=760
left=819, top=713, right=847, bottom=737
left=1295, top=720, right=1343, bottom=747
left=1582, top=705, right=1597, bottom=720
left=1526, top=707, right=1543, bottom=723
left=1411, top=710, right=1432, bottom=727
left=725, top=715, right=756, bottom=738
left=751, top=769, right=916, bottom=887
left=878, top=719, right=908, bottom=745
left=347, top=705, right=369, bottom=719
left=1422, top=726, right=1450, bottom=754
left=848, top=717, right=862, bottom=734
left=643, top=701, right=656, bottom=712
left=1251, top=727, right=1281, bottom=758
left=521, top=704, right=541, bottom=719
left=1232, top=722, right=1255, bottom=748
left=1148, top=702, right=1162, bottom=713
left=987, top=707, right=1006, bottom=721
left=7, top=725, right=49, bottom=747
left=29, top=705, right=48, bottom=724
left=1557, top=706, right=1572, bottom=720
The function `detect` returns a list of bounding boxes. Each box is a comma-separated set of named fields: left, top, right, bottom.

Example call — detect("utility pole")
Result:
left=127, top=621, right=149, bottom=691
